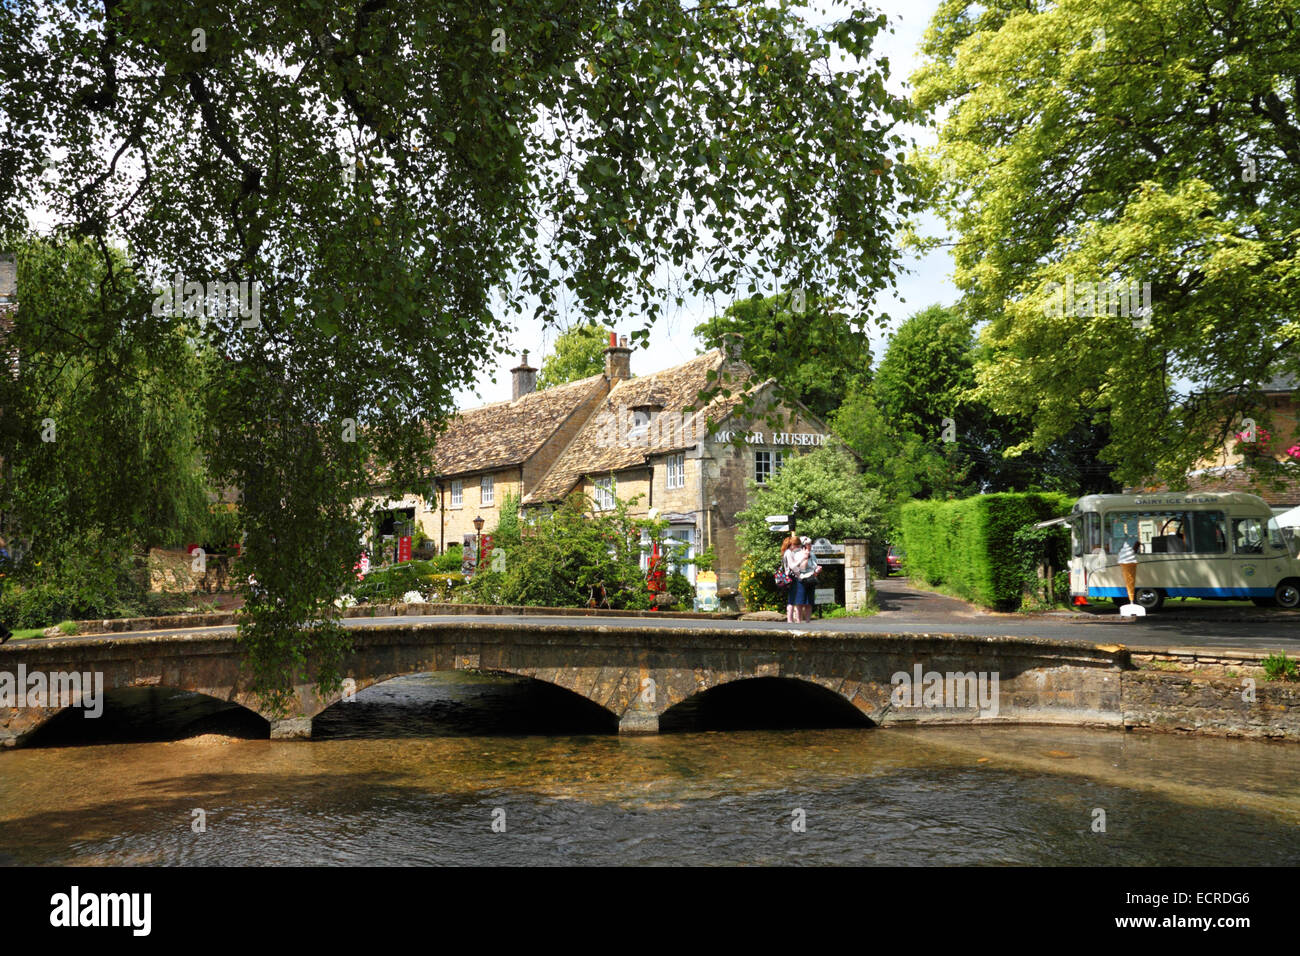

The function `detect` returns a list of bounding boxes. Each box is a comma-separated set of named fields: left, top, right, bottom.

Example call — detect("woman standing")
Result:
left=783, top=536, right=813, bottom=623
left=795, top=535, right=819, bottom=622
left=779, top=534, right=800, bottom=622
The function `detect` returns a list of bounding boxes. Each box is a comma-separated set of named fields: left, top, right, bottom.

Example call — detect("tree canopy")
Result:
left=694, top=292, right=872, bottom=418
left=0, top=0, right=921, bottom=705
left=913, top=0, right=1300, bottom=487
left=536, top=322, right=608, bottom=389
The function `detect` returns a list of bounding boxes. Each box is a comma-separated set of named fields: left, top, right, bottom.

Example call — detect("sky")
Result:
left=460, top=0, right=954, bottom=407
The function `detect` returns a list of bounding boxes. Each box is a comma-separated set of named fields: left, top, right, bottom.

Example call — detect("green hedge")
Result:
left=900, top=492, right=1073, bottom=609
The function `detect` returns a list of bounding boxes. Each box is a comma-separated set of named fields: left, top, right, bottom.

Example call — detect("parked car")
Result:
left=886, top=545, right=905, bottom=576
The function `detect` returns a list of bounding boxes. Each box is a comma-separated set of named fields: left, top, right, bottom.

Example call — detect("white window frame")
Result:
left=666, top=525, right=696, bottom=585
left=755, top=450, right=783, bottom=484
left=666, top=453, right=685, bottom=489
left=593, top=476, right=615, bottom=511
left=481, top=474, right=494, bottom=506
left=450, top=479, right=463, bottom=508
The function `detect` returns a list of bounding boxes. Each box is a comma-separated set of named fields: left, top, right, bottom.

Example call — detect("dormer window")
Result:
left=627, top=402, right=664, bottom=443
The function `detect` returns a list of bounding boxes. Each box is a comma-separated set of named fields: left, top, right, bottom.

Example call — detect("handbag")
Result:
left=774, top=566, right=792, bottom=587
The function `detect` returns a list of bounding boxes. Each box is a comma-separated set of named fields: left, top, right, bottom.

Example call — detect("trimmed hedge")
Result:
left=900, top=492, right=1073, bottom=610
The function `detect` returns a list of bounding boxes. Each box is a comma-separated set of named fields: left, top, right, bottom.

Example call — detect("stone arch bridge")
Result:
left=0, top=620, right=1130, bottom=747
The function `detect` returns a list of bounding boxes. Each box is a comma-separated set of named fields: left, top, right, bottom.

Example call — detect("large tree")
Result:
left=913, top=0, right=1300, bottom=487
left=1, top=0, right=921, bottom=706
left=694, top=291, right=872, bottom=418
left=834, top=303, right=1119, bottom=518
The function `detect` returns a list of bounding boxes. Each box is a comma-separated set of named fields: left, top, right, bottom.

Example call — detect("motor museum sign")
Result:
left=713, top=430, right=828, bottom=447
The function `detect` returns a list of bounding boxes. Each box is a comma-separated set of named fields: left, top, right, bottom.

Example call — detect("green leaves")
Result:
left=916, top=0, right=1300, bottom=487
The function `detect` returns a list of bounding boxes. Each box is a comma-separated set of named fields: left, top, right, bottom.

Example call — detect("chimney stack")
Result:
left=511, top=350, right=537, bottom=400
left=0, top=252, right=14, bottom=304
left=604, top=331, right=631, bottom=381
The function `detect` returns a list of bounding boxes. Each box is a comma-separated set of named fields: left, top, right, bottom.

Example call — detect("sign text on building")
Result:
left=714, top=431, right=827, bottom=446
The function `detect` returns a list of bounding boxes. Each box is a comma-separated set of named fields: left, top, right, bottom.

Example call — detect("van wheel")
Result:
left=1276, top=580, right=1300, bottom=610
left=1135, top=588, right=1164, bottom=611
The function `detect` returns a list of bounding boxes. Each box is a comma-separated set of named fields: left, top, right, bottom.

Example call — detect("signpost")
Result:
left=814, top=588, right=835, bottom=605
left=398, top=536, right=412, bottom=563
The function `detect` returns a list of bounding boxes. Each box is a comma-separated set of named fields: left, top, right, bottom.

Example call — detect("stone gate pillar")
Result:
left=843, top=538, right=871, bottom=612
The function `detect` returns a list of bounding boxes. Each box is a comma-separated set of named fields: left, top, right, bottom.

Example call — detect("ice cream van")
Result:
left=1039, top=492, right=1300, bottom=611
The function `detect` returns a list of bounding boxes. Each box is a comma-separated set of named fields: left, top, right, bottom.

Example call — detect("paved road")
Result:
left=33, top=577, right=1298, bottom=653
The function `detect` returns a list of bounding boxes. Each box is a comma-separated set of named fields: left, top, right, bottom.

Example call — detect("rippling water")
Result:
left=0, top=672, right=1296, bottom=866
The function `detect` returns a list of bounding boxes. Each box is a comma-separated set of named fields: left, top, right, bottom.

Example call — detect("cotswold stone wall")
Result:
left=146, top=548, right=233, bottom=593
left=1122, top=670, right=1300, bottom=739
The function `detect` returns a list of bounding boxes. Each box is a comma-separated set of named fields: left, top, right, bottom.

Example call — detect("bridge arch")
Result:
left=658, top=676, right=877, bottom=732
left=310, top=669, right=619, bottom=735
left=15, top=685, right=270, bottom=747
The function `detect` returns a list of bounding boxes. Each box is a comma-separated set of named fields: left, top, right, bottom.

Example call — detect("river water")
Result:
left=1, top=672, right=1297, bottom=866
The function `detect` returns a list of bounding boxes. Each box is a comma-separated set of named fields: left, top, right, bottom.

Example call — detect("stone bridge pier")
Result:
left=2, top=620, right=1133, bottom=747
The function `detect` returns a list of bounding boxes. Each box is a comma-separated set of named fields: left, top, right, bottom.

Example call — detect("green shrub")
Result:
left=350, top=559, right=458, bottom=603
left=429, top=545, right=464, bottom=574
left=1263, top=651, right=1298, bottom=682
left=459, top=488, right=657, bottom=609
left=900, top=492, right=1074, bottom=610
left=735, top=443, right=886, bottom=612
left=0, top=544, right=151, bottom=627
left=739, top=552, right=785, bottom=611
left=664, top=570, right=694, bottom=609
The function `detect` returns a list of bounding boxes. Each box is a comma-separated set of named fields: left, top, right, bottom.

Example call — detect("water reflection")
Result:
left=1, top=673, right=1296, bottom=866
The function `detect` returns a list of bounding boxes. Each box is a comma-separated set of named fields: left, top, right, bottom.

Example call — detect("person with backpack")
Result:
left=782, top=535, right=818, bottom=623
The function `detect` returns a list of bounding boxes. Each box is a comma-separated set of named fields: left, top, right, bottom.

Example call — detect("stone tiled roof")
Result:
left=1260, top=371, right=1298, bottom=393
left=432, top=372, right=608, bottom=478
left=523, top=349, right=760, bottom=503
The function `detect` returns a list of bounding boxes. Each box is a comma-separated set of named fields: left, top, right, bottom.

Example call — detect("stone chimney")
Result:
left=0, top=252, right=14, bottom=304
left=511, top=350, right=537, bottom=400
left=719, top=332, right=743, bottom=362
left=604, top=332, right=631, bottom=381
